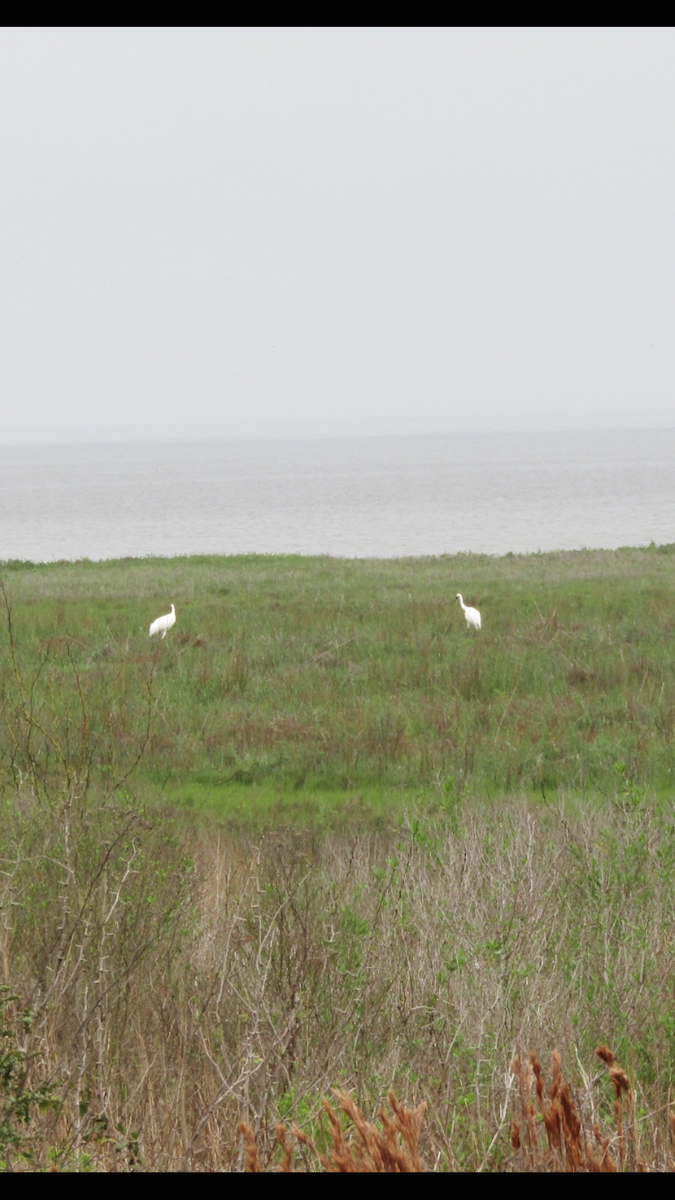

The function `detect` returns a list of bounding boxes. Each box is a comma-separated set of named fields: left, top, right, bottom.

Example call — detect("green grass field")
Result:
left=2, top=544, right=675, bottom=820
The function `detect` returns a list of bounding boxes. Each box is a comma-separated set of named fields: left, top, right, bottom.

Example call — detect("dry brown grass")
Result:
left=4, top=795, right=675, bottom=1170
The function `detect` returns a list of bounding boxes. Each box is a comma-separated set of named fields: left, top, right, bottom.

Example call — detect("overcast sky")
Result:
left=1, top=27, right=675, bottom=445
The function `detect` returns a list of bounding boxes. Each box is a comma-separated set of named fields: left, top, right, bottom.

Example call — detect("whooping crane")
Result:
left=149, top=604, right=176, bottom=639
left=456, top=594, right=481, bottom=631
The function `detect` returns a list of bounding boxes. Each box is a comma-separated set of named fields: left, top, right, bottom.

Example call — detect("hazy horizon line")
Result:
left=3, top=422, right=675, bottom=452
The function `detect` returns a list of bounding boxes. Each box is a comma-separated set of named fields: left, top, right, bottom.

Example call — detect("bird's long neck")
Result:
left=457, top=595, right=466, bottom=611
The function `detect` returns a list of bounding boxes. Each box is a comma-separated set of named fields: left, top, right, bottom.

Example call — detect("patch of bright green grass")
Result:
left=163, top=779, right=418, bottom=828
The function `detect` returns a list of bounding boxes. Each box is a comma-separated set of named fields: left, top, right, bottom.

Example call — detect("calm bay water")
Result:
left=1, top=429, right=675, bottom=562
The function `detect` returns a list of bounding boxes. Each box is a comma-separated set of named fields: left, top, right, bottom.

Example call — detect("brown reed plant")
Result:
left=238, top=1122, right=261, bottom=1172
left=596, top=1045, right=639, bottom=1171
left=510, top=1046, right=644, bottom=1172
left=240, top=1090, right=426, bottom=1172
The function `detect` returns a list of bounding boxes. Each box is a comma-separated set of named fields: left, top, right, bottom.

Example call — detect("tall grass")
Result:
left=3, top=787, right=675, bottom=1167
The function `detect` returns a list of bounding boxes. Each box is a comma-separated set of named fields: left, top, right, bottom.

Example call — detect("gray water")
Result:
left=1, top=428, right=675, bottom=562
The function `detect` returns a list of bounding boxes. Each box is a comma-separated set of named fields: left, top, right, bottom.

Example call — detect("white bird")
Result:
left=149, top=604, right=176, bottom=639
left=456, top=593, right=481, bottom=631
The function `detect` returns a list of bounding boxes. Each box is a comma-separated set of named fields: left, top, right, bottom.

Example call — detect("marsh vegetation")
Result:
left=1, top=546, right=675, bottom=1169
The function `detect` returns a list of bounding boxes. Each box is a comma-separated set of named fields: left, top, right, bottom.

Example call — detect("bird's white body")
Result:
left=149, top=604, right=176, bottom=639
left=456, top=593, right=481, bottom=630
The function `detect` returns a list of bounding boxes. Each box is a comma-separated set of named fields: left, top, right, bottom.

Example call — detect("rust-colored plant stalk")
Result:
left=238, top=1122, right=261, bottom=1173
left=596, top=1044, right=638, bottom=1170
